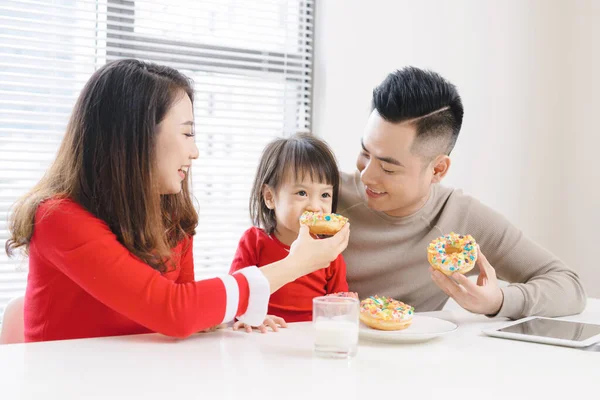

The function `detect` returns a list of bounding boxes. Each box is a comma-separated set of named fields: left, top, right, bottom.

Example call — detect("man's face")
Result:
left=356, top=110, right=442, bottom=217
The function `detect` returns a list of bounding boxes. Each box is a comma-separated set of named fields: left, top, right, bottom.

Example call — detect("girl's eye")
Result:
left=322, top=193, right=332, bottom=198
left=184, top=133, right=195, bottom=138
left=297, top=190, right=307, bottom=196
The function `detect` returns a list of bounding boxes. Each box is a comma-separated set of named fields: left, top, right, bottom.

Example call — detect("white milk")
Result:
left=314, top=319, right=359, bottom=349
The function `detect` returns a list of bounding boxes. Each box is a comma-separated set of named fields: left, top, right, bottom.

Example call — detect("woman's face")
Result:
left=155, top=93, right=199, bottom=194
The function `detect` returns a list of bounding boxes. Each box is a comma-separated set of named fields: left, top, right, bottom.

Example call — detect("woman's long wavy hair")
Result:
left=5, top=59, right=198, bottom=272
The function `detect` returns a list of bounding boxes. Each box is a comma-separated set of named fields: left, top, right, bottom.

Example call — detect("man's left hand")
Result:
left=430, top=246, right=504, bottom=315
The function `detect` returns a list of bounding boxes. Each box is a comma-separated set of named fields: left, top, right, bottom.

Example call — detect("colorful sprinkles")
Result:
left=327, top=292, right=359, bottom=299
left=428, top=232, right=477, bottom=274
left=360, top=295, right=414, bottom=321
left=299, top=211, right=348, bottom=226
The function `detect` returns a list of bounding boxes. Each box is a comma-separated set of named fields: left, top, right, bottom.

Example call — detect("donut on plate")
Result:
left=359, top=295, right=414, bottom=331
left=326, top=292, right=359, bottom=299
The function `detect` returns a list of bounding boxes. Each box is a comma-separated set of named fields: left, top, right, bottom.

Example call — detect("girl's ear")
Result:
left=262, top=184, right=275, bottom=209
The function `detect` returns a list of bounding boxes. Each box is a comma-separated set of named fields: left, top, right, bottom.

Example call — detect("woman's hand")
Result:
left=430, top=246, right=504, bottom=315
left=289, top=224, right=350, bottom=274
left=232, top=315, right=287, bottom=333
left=199, top=324, right=226, bottom=333
left=260, top=223, right=350, bottom=294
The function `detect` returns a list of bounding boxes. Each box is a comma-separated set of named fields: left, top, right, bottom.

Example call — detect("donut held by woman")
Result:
left=299, top=211, right=348, bottom=236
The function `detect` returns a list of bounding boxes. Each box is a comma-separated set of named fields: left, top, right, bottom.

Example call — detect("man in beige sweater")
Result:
left=338, top=67, right=586, bottom=319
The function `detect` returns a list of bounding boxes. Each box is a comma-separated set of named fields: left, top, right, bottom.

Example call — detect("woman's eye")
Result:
left=361, top=152, right=370, bottom=159
left=184, top=133, right=195, bottom=138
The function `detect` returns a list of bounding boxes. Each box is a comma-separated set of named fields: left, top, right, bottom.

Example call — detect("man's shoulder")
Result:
left=437, top=185, right=473, bottom=208
left=441, top=186, right=499, bottom=216
left=338, top=170, right=362, bottom=213
left=340, top=170, right=355, bottom=185
left=435, top=185, right=513, bottom=238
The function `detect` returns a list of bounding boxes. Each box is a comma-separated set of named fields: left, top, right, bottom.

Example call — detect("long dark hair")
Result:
left=6, top=59, right=198, bottom=272
left=249, top=133, right=340, bottom=234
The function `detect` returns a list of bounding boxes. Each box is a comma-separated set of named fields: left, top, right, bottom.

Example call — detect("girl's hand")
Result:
left=232, top=315, right=288, bottom=333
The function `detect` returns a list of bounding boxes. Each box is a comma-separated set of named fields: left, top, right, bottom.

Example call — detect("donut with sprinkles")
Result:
left=359, top=295, right=414, bottom=331
left=427, top=232, right=478, bottom=276
left=299, top=211, right=348, bottom=236
left=326, top=291, right=359, bottom=299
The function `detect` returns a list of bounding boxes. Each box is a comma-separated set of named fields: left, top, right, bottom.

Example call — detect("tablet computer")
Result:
left=482, top=316, right=600, bottom=348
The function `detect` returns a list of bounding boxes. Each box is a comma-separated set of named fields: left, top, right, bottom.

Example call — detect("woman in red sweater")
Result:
left=5, top=59, right=349, bottom=342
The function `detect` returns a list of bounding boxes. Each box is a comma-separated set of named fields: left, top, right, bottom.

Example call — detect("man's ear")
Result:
left=431, top=155, right=451, bottom=183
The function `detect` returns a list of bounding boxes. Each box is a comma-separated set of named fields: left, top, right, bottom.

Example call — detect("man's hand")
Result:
left=430, top=246, right=504, bottom=315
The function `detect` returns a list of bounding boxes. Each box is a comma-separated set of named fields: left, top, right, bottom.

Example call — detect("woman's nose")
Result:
left=190, top=140, right=199, bottom=160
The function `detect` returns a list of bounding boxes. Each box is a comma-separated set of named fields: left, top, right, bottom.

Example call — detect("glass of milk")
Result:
left=312, top=296, right=359, bottom=359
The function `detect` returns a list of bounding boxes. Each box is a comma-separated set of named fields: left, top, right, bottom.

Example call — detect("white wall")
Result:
left=561, top=0, right=600, bottom=297
left=313, top=0, right=600, bottom=296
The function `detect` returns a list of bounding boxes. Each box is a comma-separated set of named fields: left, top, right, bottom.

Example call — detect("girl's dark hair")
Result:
left=250, top=133, right=340, bottom=234
left=6, top=59, right=198, bottom=272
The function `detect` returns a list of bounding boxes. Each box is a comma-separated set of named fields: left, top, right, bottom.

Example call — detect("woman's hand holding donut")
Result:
left=430, top=246, right=504, bottom=315
left=289, top=223, right=350, bottom=273
left=260, top=223, right=349, bottom=294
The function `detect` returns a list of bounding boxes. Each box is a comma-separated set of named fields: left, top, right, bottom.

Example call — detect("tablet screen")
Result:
left=498, top=318, right=600, bottom=341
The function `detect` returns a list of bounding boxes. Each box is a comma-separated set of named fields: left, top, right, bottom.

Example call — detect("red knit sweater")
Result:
left=24, top=198, right=265, bottom=342
left=229, top=227, right=348, bottom=322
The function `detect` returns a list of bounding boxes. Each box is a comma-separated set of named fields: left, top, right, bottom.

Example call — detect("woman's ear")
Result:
left=262, top=185, right=275, bottom=209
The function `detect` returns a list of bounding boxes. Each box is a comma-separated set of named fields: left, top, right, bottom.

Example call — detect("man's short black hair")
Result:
left=372, top=67, right=464, bottom=157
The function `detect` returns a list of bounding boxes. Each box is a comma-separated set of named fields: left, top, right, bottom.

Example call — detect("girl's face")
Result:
left=263, top=173, right=334, bottom=245
left=155, top=93, right=199, bottom=195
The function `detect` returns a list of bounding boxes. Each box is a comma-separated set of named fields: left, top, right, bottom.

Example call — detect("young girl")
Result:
left=229, top=134, right=349, bottom=331
left=5, top=59, right=349, bottom=342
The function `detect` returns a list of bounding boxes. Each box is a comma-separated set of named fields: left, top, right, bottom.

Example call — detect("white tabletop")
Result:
left=1, top=299, right=598, bottom=400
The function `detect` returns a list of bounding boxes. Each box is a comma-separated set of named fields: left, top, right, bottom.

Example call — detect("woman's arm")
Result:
left=32, top=200, right=267, bottom=338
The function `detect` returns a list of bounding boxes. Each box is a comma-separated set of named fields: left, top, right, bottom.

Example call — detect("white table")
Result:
left=1, top=299, right=598, bottom=400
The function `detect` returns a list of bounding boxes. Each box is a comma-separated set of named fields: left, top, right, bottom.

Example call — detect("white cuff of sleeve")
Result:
left=234, top=266, right=270, bottom=326
left=219, top=274, right=240, bottom=324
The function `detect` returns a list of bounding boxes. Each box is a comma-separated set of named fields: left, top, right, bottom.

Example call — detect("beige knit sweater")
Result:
left=338, top=171, right=586, bottom=319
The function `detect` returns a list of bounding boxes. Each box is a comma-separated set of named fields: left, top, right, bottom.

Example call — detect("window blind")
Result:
left=0, top=0, right=314, bottom=319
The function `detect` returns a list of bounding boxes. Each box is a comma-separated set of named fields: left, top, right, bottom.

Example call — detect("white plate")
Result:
left=359, top=315, right=458, bottom=343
